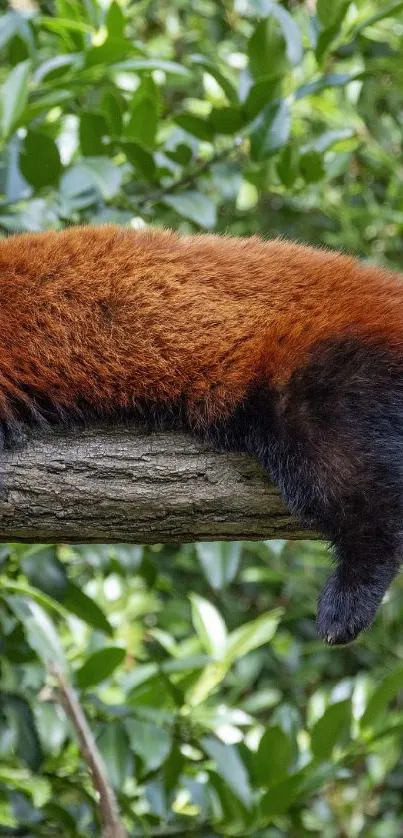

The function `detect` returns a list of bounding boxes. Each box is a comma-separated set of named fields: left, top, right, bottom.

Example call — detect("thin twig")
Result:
left=50, top=663, right=127, bottom=838
left=136, top=142, right=242, bottom=209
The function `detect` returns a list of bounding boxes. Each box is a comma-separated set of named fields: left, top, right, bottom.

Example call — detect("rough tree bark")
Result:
left=0, top=423, right=317, bottom=543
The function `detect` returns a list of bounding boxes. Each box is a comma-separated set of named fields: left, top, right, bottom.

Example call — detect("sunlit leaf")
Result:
left=225, top=609, right=283, bottom=662
left=0, top=768, right=51, bottom=808
left=113, top=58, right=192, bottom=77
left=190, top=594, right=227, bottom=658
left=8, top=596, right=66, bottom=671
left=189, top=54, right=238, bottom=103
left=0, top=59, right=30, bottom=139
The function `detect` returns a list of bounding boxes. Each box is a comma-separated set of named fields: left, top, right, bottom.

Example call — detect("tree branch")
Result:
left=50, top=664, right=127, bottom=838
left=0, top=423, right=316, bottom=543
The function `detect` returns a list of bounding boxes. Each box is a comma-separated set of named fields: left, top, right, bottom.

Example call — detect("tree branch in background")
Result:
left=50, top=664, right=127, bottom=838
left=136, top=143, right=243, bottom=209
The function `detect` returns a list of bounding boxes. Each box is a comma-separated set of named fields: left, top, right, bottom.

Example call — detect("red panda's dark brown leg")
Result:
left=239, top=336, right=403, bottom=645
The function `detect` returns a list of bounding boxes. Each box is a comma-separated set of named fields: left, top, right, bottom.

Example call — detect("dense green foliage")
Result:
left=0, top=0, right=403, bottom=835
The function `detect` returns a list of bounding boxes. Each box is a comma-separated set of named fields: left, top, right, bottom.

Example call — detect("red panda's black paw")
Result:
left=316, top=573, right=379, bottom=646
left=317, top=619, right=362, bottom=647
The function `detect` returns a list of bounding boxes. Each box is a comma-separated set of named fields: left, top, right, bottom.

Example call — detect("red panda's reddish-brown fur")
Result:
left=2, top=223, right=403, bottom=646
left=0, top=224, right=402, bottom=426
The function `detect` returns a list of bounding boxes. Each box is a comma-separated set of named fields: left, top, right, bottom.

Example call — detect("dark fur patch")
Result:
left=212, top=337, right=403, bottom=645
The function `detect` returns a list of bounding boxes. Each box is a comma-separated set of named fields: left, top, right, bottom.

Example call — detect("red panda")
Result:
left=1, top=223, right=403, bottom=644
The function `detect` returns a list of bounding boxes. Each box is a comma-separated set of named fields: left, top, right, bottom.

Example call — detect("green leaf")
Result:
left=315, top=23, right=342, bottom=62
left=174, top=113, right=215, bottom=141
left=21, top=90, right=73, bottom=124
left=225, top=609, right=283, bottom=662
left=42, top=803, right=77, bottom=833
left=307, top=128, right=355, bottom=153
left=186, top=662, right=229, bottom=706
left=106, top=0, right=125, bottom=37
left=162, top=191, right=216, bottom=229
left=352, top=1, right=403, bottom=36
left=113, top=58, right=191, bottom=77
left=19, top=132, right=62, bottom=189
left=79, top=112, right=108, bottom=156
left=208, top=772, right=250, bottom=832
left=299, top=150, right=325, bottom=184
left=248, top=18, right=288, bottom=81
left=165, top=142, right=193, bottom=165
left=76, top=646, right=126, bottom=689
left=189, top=54, right=238, bottom=103
left=190, top=594, right=227, bottom=658
left=270, top=703, right=301, bottom=762
left=253, top=726, right=293, bottom=787
left=101, top=88, right=124, bottom=136
left=122, top=140, right=156, bottom=179
left=0, top=768, right=51, bottom=808
left=0, top=13, right=21, bottom=51
left=5, top=695, right=43, bottom=772
left=260, top=772, right=304, bottom=819
left=61, top=158, right=123, bottom=201
left=85, top=38, right=134, bottom=68
left=0, top=577, right=68, bottom=618
left=267, top=2, right=303, bottom=65
left=126, top=81, right=159, bottom=149
left=210, top=106, right=244, bottom=134
left=21, top=546, right=67, bottom=600
left=361, top=667, right=403, bottom=730
left=243, top=76, right=283, bottom=119
left=63, top=581, right=113, bottom=636
left=250, top=100, right=291, bottom=161
left=8, top=595, right=67, bottom=671
left=277, top=144, right=299, bottom=187
left=39, top=15, right=92, bottom=36
left=0, top=59, right=30, bottom=140
left=202, top=736, right=252, bottom=808
left=317, top=0, right=349, bottom=29
left=34, top=54, right=78, bottom=83
left=125, top=719, right=172, bottom=772
left=196, top=542, right=242, bottom=589
left=311, top=699, right=351, bottom=760
left=296, top=72, right=359, bottom=99
left=96, top=722, right=132, bottom=789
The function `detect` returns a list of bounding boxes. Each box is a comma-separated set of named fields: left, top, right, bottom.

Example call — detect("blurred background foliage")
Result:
left=0, top=0, right=403, bottom=835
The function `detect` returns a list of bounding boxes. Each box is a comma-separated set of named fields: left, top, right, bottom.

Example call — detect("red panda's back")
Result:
left=0, top=224, right=401, bottom=423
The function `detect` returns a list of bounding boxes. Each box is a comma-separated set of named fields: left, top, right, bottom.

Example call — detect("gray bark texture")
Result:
left=0, top=423, right=316, bottom=543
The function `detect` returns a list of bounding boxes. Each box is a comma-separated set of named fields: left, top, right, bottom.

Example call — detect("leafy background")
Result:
left=1, top=0, right=403, bottom=835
